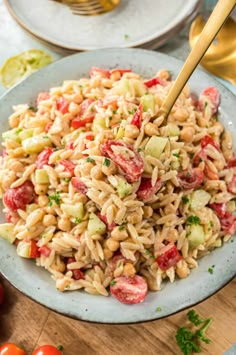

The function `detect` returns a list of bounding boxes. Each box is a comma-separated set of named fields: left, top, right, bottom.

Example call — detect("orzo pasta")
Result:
left=0, top=67, right=235, bottom=304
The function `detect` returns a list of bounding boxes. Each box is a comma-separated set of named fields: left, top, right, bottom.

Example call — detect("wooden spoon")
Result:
left=160, top=0, right=236, bottom=118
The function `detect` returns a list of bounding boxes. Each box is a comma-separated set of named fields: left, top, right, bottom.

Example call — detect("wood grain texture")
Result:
left=0, top=277, right=235, bottom=355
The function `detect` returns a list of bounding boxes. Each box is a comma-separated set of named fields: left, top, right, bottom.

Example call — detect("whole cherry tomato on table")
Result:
left=32, top=345, right=62, bottom=355
left=0, top=343, right=26, bottom=355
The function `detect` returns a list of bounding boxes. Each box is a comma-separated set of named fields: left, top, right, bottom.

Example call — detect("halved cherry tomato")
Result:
left=71, top=114, right=95, bottom=129
left=89, top=67, right=110, bottom=78
left=178, top=168, right=204, bottom=189
left=193, top=149, right=207, bottom=166
left=228, top=175, right=236, bottom=194
left=0, top=343, right=26, bottom=355
left=39, top=245, right=51, bottom=257
left=67, top=257, right=85, bottom=280
left=71, top=177, right=87, bottom=194
left=3, top=181, right=35, bottom=212
left=210, top=203, right=236, bottom=235
left=201, top=135, right=220, bottom=152
left=156, top=243, right=181, bottom=271
left=0, top=283, right=4, bottom=305
left=32, top=345, right=62, bottom=355
left=100, top=140, right=144, bottom=182
left=30, top=240, right=40, bottom=258
left=59, top=160, right=75, bottom=176
left=56, top=97, right=70, bottom=114
left=130, top=103, right=142, bottom=129
left=108, top=252, right=128, bottom=272
left=110, top=275, right=148, bottom=304
left=199, top=86, right=220, bottom=115
left=97, top=213, right=116, bottom=231
left=137, top=177, right=161, bottom=202
left=36, top=147, right=54, bottom=169
left=37, top=92, right=50, bottom=105
left=210, top=203, right=227, bottom=218
left=204, top=162, right=219, bottom=180
left=227, top=157, right=236, bottom=168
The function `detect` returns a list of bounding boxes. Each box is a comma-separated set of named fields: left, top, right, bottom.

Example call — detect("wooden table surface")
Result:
left=0, top=277, right=235, bottom=355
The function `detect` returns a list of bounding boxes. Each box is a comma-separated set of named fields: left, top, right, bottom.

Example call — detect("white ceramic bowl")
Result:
left=0, top=49, right=235, bottom=323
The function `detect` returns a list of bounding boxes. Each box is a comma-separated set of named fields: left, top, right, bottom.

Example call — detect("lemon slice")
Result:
left=0, top=49, right=53, bottom=88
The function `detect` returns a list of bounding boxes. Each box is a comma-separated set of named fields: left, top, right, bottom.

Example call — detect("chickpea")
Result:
left=68, top=102, right=81, bottom=115
left=173, top=108, right=189, bottom=122
left=144, top=122, right=159, bottom=136
left=105, top=238, right=120, bottom=252
left=72, top=93, right=83, bottom=104
left=111, top=226, right=128, bottom=241
left=103, top=248, right=113, bottom=260
left=58, top=216, right=71, bottom=232
left=101, top=159, right=117, bottom=176
left=90, top=165, right=103, bottom=180
left=9, top=160, right=24, bottom=173
left=43, top=214, right=57, bottom=227
left=143, top=206, right=153, bottom=218
left=125, top=124, right=140, bottom=139
left=35, top=183, right=48, bottom=195
left=38, top=195, right=49, bottom=207
left=180, top=126, right=194, bottom=143
left=110, top=71, right=121, bottom=81
left=157, top=69, right=170, bottom=80
left=176, top=260, right=190, bottom=279
left=123, top=263, right=136, bottom=276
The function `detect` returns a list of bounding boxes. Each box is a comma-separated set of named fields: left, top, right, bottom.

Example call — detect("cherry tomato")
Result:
left=156, top=243, right=182, bottom=271
left=71, top=114, right=95, bottom=129
left=56, top=97, right=70, bottom=114
left=3, top=181, right=35, bottom=212
left=39, top=245, right=51, bottom=257
left=201, top=135, right=220, bottom=151
left=199, top=86, right=220, bottom=115
left=66, top=258, right=85, bottom=280
left=0, top=283, right=4, bottom=305
left=110, top=275, right=148, bottom=304
left=59, top=160, right=75, bottom=176
left=89, top=67, right=110, bottom=78
left=30, top=240, right=40, bottom=258
left=36, top=147, right=54, bottom=169
left=108, top=252, right=128, bottom=272
left=144, top=76, right=163, bottom=88
left=130, top=103, right=142, bottom=129
left=178, top=168, right=204, bottom=189
left=137, top=177, right=162, bottom=202
left=226, top=157, right=236, bottom=168
left=0, top=343, right=26, bottom=355
left=210, top=203, right=236, bottom=235
left=97, top=213, right=115, bottom=231
left=71, top=177, right=87, bottom=194
left=193, top=149, right=207, bottom=166
left=37, top=92, right=50, bottom=105
left=32, top=345, right=62, bottom=355
left=210, top=203, right=227, bottom=218
left=100, top=140, right=144, bottom=182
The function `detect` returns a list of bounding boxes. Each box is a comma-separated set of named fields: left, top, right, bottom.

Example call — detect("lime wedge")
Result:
left=0, top=49, right=53, bottom=88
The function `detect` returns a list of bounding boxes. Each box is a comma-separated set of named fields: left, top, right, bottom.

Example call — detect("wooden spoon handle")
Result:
left=160, top=0, right=236, bottom=117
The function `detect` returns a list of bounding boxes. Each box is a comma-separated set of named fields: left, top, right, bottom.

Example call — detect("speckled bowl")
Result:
left=0, top=49, right=235, bottom=324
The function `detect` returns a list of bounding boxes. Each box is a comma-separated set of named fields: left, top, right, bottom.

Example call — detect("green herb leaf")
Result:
left=103, top=158, right=111, bottom=167
left=57, top=345, right=64, bottom=351
left=48, top=191, right=61, bottom=206
left=156, top=306, right=162, bottom=312
left=210, top=221, right=214, bottom=227
left=173, top=153, right=180, bottom=158
left=186, top=215, right=201, bottom=225
left=86, top=157, right=95, bottom=163
left=182, top=196, right=189, bottom=204
left=124, top=33, right=129, bottom=40
left=29, top=105, right=37, bottom=112
left=110, top=280, right=117, bottom=286
left=75, top=218, right=82, bottom=224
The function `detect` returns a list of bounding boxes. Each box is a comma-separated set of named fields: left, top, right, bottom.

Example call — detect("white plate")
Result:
left=0, top=48, right=235, bottom=324
left=4, top=0, right=202, bottom=51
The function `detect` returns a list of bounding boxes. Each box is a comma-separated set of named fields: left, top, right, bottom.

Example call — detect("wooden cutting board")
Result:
left=0, top=277, right=235, bottom=355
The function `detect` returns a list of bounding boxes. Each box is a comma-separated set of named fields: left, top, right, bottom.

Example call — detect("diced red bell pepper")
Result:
left=210, top=203, right=236, bottom=235
left=66, top=142, right=74, bottom=150
left=226, top=157, right=236, bottom=168
left=85, top=133, right=94, bottom=141
left=193, top=149, right=207, bottom=166
left=156, top=243, right=181, bottom=271
left=71, top=177, right=87, bottom=194
left=227, top=175, right=236, bottom=194
left=144, top=77, right=163, bottom=88
left=36, top=147, right=54, bottom=169
left=210, top=203, right=227, bottom=218
left=57, top=97, right=70, bottom=114
left=39, top=245, right=51, bottom=257
left=59, top=160, right=76, bottom=176
left=80, top=98, right=95, bottom=115
left=71, top=114, right=95, bottom=129
left=201, top=135, right=220, bottom=152
left=199, top=87, right=220, bottom=115
left=97, top=213, right=115, bottom=231
left=67, top=257, right=85, bottom=280
left=30, top=240, right=40, bottom=258
left=137, top=177, right=161, bottom=202
left=130, top=103, right=142, bottom=129
left=45, top=122, right=52, bottom=133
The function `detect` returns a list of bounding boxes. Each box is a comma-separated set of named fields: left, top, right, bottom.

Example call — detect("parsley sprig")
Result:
left=176, top=309, right=213, bottom=355
left=48, top=191, right=61, bottom=206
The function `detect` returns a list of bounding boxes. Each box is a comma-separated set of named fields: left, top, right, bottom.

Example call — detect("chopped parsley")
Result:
left=182, top=196, right=189, bottom=204
left=124, top=33, right=129, bottom=40
left=109, top=116, right=113, bottom=120
left=75, top=218, right=82, bottom=224
left=173, top=152, right=180, bottom=158
left=65, top=285, right=71, bottom=289
left=186, top=172, right=192, bottom=178
left=43, top=135, right=49, bottom=139
left=186, top=215, right=201, bottom=225
left=29, top=105, right=37, bottom=112
left=57, top=345, right=64, bottom=351
left=176, top=309, right=213, bottom=355
left=156, top=306, right=162, bottom=312
left=48, top=191, right=61, bottom=206
left=103, top=158, right=111, bottom=167
left=15, top=128, right=23, bottom=135
left=86, top=157, right=95, bottom=163
left=210, top=221, right=214, bottom=227
left=63, top=177, right=71, bottom=183
left=110, top=280, right=117, bottom=286
left=208, top=265, right=215, bottom=274
left=118, top=225, right=125, bottom=231
left=137, top=148, right=142, bottom=152
left=128, top=108, right=137, bottom=115
left=204, top=101, right=208, bottom=109
left=112, top=109, right=117, bottom=114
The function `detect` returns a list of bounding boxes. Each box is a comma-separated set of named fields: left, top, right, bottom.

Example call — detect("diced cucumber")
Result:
left=116, top=177, right=132, bottom=198
left=116, top=126, right=125, bottom=139
left=35, top=169, right=49, bottom=184
left=22, top=133, right=52, bottom=154
left=132, top=79, right=147, bottom=97
left=140, top=94, right=155, bottom=113
left=187, top=224, right=205, bottom=248
left=0, top=223, right=15, bottom=244
left=144, top=136, right=168, bottom=159
left=113, top=78, right=130, bottom=95
left=88, top=212, right=106, bottom=236
left=93, top=115, right=107, bottom=133
left=61, top=202, right=84, bottom=219
left=18, top=128, right=34, bottom=141
left=190, top=190, right=211, bottom=211
left=16, top=241, right=31, bottom=258
left=167, top=123, right=180, bottom=136
left=2, top=128, right=22, bottom=143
